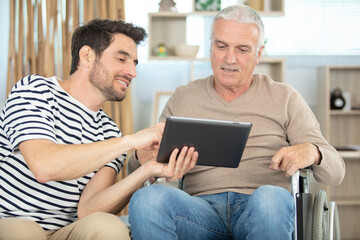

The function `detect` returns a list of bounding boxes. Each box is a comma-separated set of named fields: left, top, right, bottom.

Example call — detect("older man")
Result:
left=128, top=4, right=345, bottom=240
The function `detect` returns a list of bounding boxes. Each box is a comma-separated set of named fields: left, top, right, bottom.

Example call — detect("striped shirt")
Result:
left=0, top=75, right=125, bottom=230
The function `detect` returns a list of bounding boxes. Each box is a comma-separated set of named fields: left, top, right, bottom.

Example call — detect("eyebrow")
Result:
left=215, top=40, right=252, bottom=50
left=117, top=50, right=139, bottom=66
left=214, top=39, right=228, bottom=46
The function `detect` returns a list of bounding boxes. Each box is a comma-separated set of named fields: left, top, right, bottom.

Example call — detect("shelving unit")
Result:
left=317, top=66, right=360, bottom=148
left=148, top=0, right=284, bottom=60
left=317, top=66, right=360, bottom=239
left=254, top=57, right=285, bottom=82
left=148, top=12, right=188, bottom=59
left=148, top=5, right=285, bottom=82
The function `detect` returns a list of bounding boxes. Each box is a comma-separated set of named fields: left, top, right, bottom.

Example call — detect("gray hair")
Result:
left=211, top=4, right=265, bottom=49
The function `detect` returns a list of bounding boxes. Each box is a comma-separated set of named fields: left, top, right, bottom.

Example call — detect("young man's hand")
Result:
left=142, top=146, right=198, bottom=181
left=127, top=122, right=165, bottom=151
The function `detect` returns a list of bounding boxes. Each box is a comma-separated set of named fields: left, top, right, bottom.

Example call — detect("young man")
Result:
left=0, top=19, right=198, bottom=240
left=128, top=5, right=345, bottom=240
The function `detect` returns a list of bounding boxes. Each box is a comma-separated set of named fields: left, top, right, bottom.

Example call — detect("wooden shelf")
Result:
left=317, top=66, right=360, bottom=239
left=338, top=150, right=360, bottom=159
left=149, top=56, right=208, bottom=61
left=317, top=66, right=360, bottom=147
left=335, top=200, right=360, bottom=206
left=330, top=110, right=360, bottom=115
left=148, top=13, right=187, bottom=58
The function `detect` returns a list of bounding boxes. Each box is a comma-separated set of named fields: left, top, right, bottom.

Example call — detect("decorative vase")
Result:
left=159, top=0, right=177, bottom=12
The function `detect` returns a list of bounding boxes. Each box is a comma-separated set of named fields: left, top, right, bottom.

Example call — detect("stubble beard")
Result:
left=89, top=60, right=126, bottom=102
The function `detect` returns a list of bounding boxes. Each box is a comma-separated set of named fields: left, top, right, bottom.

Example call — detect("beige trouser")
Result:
left=0, top=212, right=130, bottom=240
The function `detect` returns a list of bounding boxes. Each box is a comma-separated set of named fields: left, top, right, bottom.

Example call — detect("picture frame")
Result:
left=152, top=91, right=172, bottom=125
left=195, top=0, right=221, bottom=11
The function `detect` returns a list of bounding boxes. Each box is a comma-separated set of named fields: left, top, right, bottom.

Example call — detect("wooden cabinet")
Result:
left=317, top=66, right=360, bottom=239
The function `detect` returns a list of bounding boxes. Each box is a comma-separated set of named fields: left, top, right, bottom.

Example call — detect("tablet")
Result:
left=156, top=116, right=252, bottom=168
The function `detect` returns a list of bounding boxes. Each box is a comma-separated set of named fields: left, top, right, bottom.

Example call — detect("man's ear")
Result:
left=256, top=46, right=265, bottom=64
left=79, top=45, right=95, bottom=69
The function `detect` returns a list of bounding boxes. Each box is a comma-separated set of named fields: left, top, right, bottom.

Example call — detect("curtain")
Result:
left=6, top=0, right=132, bottom=216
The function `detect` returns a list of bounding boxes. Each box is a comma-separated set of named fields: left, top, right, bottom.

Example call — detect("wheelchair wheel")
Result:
left=312, top=190, right=329, bottom=240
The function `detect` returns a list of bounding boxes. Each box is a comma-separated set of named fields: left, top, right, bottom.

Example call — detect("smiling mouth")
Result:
left=116, top=80, right=129, bottom=88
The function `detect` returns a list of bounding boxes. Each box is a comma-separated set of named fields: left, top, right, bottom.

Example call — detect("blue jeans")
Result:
left=129, top=185, right=295, bottom=240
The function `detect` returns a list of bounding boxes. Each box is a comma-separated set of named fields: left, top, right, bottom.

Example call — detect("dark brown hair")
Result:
left=70, top=19, right=147, bottom=74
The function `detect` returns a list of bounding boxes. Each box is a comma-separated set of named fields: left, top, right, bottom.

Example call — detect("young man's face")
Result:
left=210, top=18, right=263, bottom=94
left=89, top=33, right=138, bottom=102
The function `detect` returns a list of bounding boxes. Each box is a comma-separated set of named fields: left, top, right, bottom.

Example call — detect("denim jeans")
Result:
left=129, top=184, right=295, bottom=240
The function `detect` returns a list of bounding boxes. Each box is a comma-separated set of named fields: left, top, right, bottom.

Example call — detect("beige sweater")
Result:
left=159, top=74, right=345, bottom=196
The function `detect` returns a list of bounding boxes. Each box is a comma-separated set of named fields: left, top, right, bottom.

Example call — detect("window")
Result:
left=263, top=0, right=360, bottom=55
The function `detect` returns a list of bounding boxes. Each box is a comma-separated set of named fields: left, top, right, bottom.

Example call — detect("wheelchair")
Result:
left=291, top=169, right=341, bottom=240
left=176, top=168, right=342, bottom=240
left=127, top=159, right=341, bottom=240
